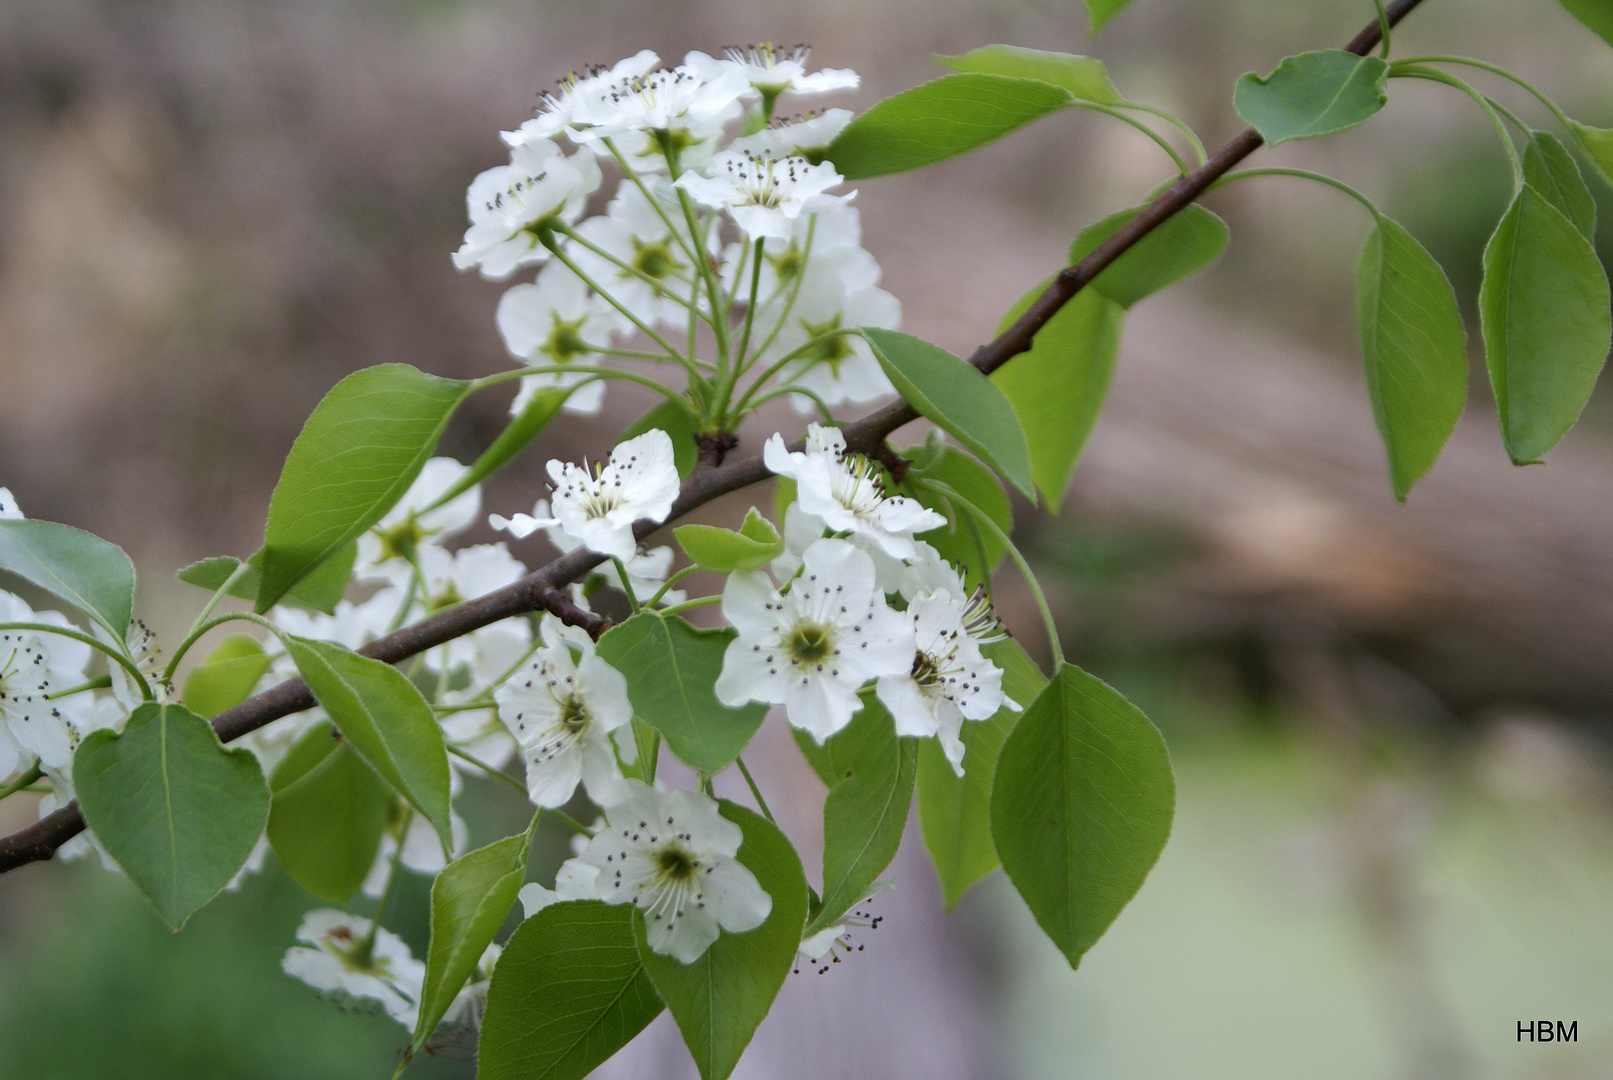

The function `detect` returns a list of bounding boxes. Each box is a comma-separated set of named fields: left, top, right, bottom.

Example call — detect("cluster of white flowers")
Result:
left=454, top=43, right=899, bottom=422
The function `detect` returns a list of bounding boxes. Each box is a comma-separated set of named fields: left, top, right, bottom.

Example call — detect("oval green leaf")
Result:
left=822, top=73, right=1073, bottom=179
left=674, top=508, right=783, bottom=573
left=479, top=901, right=664, bottom=1080
left=862, top=327, right=1036, bottom=499
left=1086, top=0, right=1139, bottom=34
left=1068, top=203, right=1230, bottom=308
left=1356, top=216, right=1470, bottom=500
left=1480, top=184, right=1613, bottom=464
left=917, top=638, right=1046, bottom=910
left=936, top=46, right=1124, bottom=104
left=412, top=824, right=533, bottom=1054
left=901, top=442, right=1013, bottom=590
left=992, top=282, right=1124, bottom=510
left=1524, top=130, right=1597, bottom=240
left=74, top=702, right=271, bottom=930
left=806, top=696, right=917, bottom=936
left=286, top=635, right=454, bottom=849
left=256, top=364, right=472, bottom=612
left=990, top=663, right=1175, bottom=969
left=0, top=519, right=135, bottom=640
left=635, top=801, right=808, bottom=1080
left=181, top=635, right=273, bottom=718
left=595, top=612, right=769, bottom=775
left=266, top=720, right=393, bottom=904
left=1233, top=50, right=1389, bottom=145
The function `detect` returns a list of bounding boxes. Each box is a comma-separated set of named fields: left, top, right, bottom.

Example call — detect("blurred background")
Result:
left=1, top=0, right=1612, bottom=1077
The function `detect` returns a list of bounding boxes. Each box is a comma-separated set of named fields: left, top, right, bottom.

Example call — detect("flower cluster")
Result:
left=454, top=43, right=898, bottom=425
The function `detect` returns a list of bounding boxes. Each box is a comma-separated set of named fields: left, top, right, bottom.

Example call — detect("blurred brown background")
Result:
left=1, top=1, right=1612, bottom=1077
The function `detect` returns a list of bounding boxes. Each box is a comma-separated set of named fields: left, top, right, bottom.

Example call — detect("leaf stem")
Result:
left=645, top=564, right=701, bottom=609
left=447, top=743, right=528, bottom=796
left=734, top=755, right=776, bottom=823
left=1206, top=167, right=1383, bottom=221
left=1075, top=101, right=1192, bottom=176
left=1391, top=64, right=1523, bottom=186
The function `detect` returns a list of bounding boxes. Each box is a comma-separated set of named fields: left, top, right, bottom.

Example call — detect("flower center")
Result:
left=786, top=622, right=835, bottom=664
left=545, top=312, right=592, bottom=362
left=376, top=516, right=429, bottom=563
left=559, top=696, right=591, bottom=733
left=768, top=241, right=805, bottom=286
left=797, top=314, right=851, bottom=372
left=910, top=649, right=943, bottom=689
left=630, top=238, right=684, bottom=287
left=655, top=844, right=699, bottom=883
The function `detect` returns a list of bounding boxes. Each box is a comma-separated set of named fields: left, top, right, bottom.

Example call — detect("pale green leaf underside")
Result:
left=937, top=45, right=1124, bottom=104
left=1233, top=50, right=1389, bottom=145
left=267, top=719, right=392, bottom=904
left=0, top=519, right=135, bottom=639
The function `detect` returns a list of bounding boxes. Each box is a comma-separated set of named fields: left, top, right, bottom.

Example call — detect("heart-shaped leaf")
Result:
left=74, top=702, right=270, bottom=930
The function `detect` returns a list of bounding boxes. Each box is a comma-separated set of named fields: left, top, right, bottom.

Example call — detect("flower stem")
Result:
left=917, top=480, right=1065, bottom=670
left=0, top=765, right=43, bottom=803
left=470, top=364, right=701, bottom=415
left=657, top=595, right=722, bottom=617
left=734, top=238, right=766, bottom=372
left=447, top=743, right=527, bottom=796
left=734, top=755, right=776, bottom=824
left=358, top=809, right=411, bottom=963
left=46, top=675, right=112, bottom=700
left=645, top=565, right=701, bottom=608
left=0, top=622, right=153, bottom=699
left=610, top=557, right=642, bottom=614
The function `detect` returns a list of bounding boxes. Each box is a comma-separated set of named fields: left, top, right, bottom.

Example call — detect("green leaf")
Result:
left=257, top=364, right=472, bottom=612
left=917, top=638, right=1046, bottom=910
left=1479, top=183, right=1613, bottom=464
left=412, top=826, right=532, bottom=1055
left=823, top=73, right=1073, bottom=179
left=479, top=901, right=664, bottom=1080
left=862, top=328, right=1036, bottom=499
left=1567, top=119, right=1613, bottom=187
left=1560, top=0, right=1613, bottom=49
left=181, top=635, right=272, bottom=718
left=622, top=399, right=698, bottom=480
left=285, top=636, right=454, bottom=848
left=990, top=664, right=1174, bottom=969
left=1068, top=203, right=1231, bottom=308
left=177, top=544, right=356, bottom=616
left=1085, top=0, right=1138, bottom=35
left=0, top=519, right=135, bottom=639
left=1233, top=50, right=1390, bottom=145
left=674, top=509, right=783, bottom=573
left=936, top=46, right=1124, bottom=104
left=266, top=720, right=392, bottom=904
left=429, top=387, right=572, bottom=513
left=1524, top=130, right=1597, bottom=240
left=900, top=442, right=1013, bottom=590
left=596, top=612, right=768, bottom=775
left=74, top=702, right=270, bottom=930
left=806, top=697, right=917, bottom=936
left=992, top=284, right=1124, bottom=509
left=1356, top=216, right=1470, bottom=500
left=636, top=802, right=808, bottom=1080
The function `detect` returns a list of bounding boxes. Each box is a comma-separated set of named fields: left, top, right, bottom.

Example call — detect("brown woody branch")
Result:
left=0, top=0, right=1426, bottom=874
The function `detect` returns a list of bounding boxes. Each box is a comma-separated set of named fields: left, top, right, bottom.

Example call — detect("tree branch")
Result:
left=0, top=0, right=1427, bottom=875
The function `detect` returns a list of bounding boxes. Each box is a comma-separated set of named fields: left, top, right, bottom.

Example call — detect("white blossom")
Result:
left=685, top=45, right=859, bottom=99
left=729, top=109, right=855, bottom=160
left=568, top=64, right=750, bottom=155
left=282, top=909, right=425, bottom=1030
left=0, top=592, right=97, bottom=772
left=764, top=425, right=943, bottom=561
left=495, top=429, right=679, bottom=560
left=569, top=179, right=705, bottom=330
left=677, top=150, right=844, bottom=242
left=503, top=50, right=662, bottom=147
left=362, top=806, right=469, bottom=898
left=518, top=856, right=603, bottom=917
left=876, top=590, right=1013, bottom=772
left=796, top=880, right=890, bottom=973
left=0, top=488, right=21, bottom=520
left=496, top=259, right=628, bottom=417
left=763, top=260, right=900, bottom=412
left=494, top=617, right=633, bottom=808
left=715, top=538, right=914, bottom=742
left=493, top=500, right=684, bottom=607
left=453, top=140, right=602, bottom=279
left=577, top=781, right=772, bottom=963
left=356, top=457, right=481, bottom=584
left=719, top=193, right=866, bottom=302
